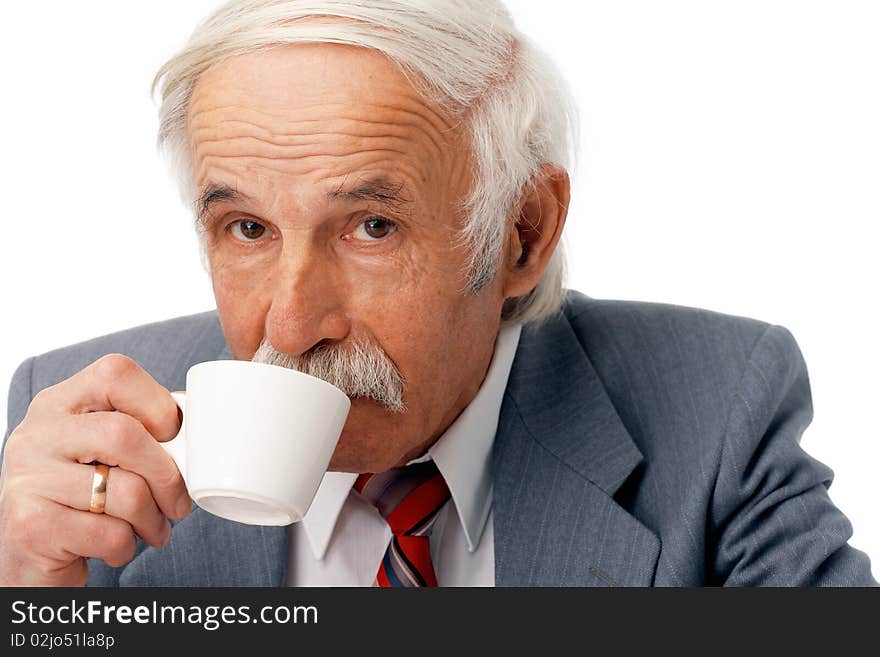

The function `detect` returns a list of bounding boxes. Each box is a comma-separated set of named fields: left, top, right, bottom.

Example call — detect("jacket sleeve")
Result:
left=3, top=357, right=35, bottom=449
left=709, top=325, right=877, bottom=586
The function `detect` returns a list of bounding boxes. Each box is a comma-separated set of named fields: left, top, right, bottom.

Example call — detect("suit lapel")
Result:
left=120, top=340, right=290, bottom=586
left=493, top=311, right=660, bottom=586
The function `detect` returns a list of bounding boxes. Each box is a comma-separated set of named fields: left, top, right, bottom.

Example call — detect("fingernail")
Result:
left=177, top=495, right=192, bottom=518
left=161, top=521, right=172, bottom=546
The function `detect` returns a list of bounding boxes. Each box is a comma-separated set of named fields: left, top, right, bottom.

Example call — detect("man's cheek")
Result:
left=211, top=254, right=271, bottom=300
left=212, top=270, right=272, bottom=358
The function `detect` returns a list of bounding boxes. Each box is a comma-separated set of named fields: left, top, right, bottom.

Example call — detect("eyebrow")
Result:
left=195, top=176, right=414, bottom=224
left=196, top=183, right=252, bottom=222
left=328, top=177, right=414, bottom=212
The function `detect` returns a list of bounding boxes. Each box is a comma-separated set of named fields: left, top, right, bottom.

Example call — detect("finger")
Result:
left=22, top=498, right=138, bottom=569
left=61, top=510, right=139, bottom=569
left=39, top=462, right=172, bottom=548
left=29, top=353, right=181, bottom=441
left=50, top=412, right=191, bottom=520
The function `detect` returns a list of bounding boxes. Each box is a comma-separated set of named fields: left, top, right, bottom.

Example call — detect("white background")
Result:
left=0, top=1, right=877, bottom=580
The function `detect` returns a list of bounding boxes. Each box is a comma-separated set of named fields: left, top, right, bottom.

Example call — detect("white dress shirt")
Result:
left=285, top=323, right=522, bottom=587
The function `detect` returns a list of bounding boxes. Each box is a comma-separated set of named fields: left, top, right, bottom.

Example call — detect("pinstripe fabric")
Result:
left=354, top=462, right=451, bottom=587
left=3, top=292, right=876, bottom=586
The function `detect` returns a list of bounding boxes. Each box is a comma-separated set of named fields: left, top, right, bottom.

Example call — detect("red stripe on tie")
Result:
left=354, top=473, right=373, bottom=495
left=377, top=561, right=391, bottom=587
left=385, top=474, right=449, bottom=535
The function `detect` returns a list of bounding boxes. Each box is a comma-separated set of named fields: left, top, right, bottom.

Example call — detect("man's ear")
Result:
left=501, top=163, right=570, bottom=300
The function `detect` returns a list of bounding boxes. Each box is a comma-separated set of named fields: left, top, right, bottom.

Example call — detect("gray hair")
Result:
left=252, top=336, right=406, bottom=413
left=153, top=0, right=577, bottom=324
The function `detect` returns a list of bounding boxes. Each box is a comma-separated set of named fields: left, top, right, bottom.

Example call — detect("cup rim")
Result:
left=187, top=359, right=350, bottom=405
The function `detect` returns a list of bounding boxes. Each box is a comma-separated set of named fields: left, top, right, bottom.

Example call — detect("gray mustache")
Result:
left=251, top=338, right=406, bottom=413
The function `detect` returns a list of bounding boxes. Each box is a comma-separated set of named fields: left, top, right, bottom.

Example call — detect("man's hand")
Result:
left=0, top=354, right=192, bottom=586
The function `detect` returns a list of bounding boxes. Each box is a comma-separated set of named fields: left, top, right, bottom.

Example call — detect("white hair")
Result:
left=253, top=336, right=406, bottom=413
left=153, top=0, right=577, bottom=324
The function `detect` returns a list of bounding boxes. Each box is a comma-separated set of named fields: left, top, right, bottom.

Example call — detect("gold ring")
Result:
left=89, top=463, right=110, bottom=514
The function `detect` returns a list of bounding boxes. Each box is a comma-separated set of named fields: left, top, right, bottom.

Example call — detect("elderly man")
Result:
left=0, top=0, right=875, bottom=587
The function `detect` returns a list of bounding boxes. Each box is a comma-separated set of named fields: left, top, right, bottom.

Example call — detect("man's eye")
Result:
left=352, top=217, right=397, bottom=241
left=229, top=219, right=268, bottom=242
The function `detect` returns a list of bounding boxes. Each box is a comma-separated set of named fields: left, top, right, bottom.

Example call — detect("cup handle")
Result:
left=162, top=391, right=187, bottom=480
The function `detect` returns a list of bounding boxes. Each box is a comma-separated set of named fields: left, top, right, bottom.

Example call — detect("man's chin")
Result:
left=325, top=400, right=408, bottom=473
left=326, top=440, right=396, bottom=474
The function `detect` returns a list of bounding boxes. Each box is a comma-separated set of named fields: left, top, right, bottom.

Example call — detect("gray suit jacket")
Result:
left=3, top=292, right=876, bottom=586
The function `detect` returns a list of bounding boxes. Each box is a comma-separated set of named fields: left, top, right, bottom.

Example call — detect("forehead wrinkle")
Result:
left=188, top=100, right=455, bottom=157
left=190, top=119, right=432, bottom=152
left=188, top=102, right=447, bottom=133
left=188, top=105, right=453, bottom=194
left=188, top=81, right=458, bottom=166
left=189, top=116, right=450, bottom=174
left=196, top=137, right=412, bottom=167
left=194, top=153, right=432, bottom=212
left=191, top=118, right=447, bottom=200
left=191, top=122, right=447, bottom=163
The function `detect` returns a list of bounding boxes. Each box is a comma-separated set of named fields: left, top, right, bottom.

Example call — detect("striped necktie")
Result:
left=354, top=460, right=451, bottom=587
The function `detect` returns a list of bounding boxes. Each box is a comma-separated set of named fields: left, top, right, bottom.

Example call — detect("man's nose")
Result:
left=264, top=244, right=350, bottom=356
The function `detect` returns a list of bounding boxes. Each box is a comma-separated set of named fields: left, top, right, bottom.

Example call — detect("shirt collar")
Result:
left=300, top=323, right=522, bottom=559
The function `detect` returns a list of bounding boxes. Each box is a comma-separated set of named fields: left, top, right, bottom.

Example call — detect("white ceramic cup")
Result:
left=160, top=360, right=350, bottom=526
